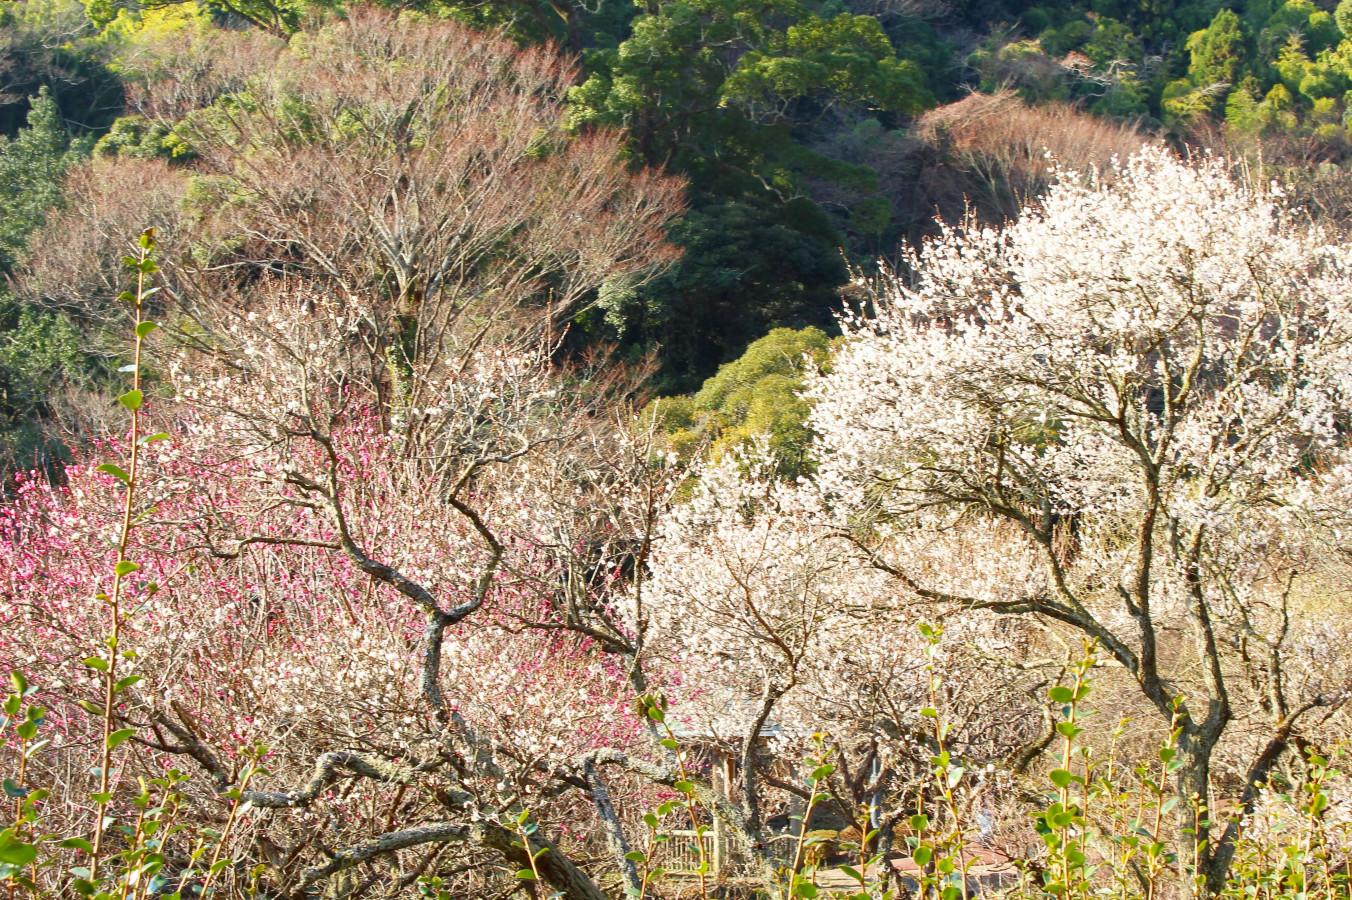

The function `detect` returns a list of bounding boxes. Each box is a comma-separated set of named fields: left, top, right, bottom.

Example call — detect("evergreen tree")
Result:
left=0, top=88, right=83, bottom=273
left=0, top=89, right=98, bottom=469
left=1187, top=8, right=1246, bottom=91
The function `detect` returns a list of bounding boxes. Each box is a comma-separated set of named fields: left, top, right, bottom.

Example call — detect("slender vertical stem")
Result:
left=659, top=719, right=708, bottom=900
left=198, top=760, right=257, bottom=898
left=788, top=774, right=821, bottom=889
left=90, top=233, right=153, bottom=883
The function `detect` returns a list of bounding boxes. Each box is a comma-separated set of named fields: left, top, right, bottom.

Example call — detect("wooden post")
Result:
left=713, top=753, right=733, bottom=876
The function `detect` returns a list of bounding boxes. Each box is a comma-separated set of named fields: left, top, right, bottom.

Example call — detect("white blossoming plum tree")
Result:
left=803, top=147, right=1352, bottom=890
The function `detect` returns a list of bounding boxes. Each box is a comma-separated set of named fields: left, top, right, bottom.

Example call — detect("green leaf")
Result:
left=0, top=830, right=36, bottom=867
left=1056, top=722, right=1082, bottom=739
left=139, top=432, right=170, bottom=445
left=913, top=845, right=933, bottom=867
left=1049, top=769, right=1076, bottom=788
left=623, top=850, right=646, bottom=863
left=793, top=882, right=818, bottom=898
left=96, top=463, right=131, bottom=485
left=1048, top=686, right=1075, bottom=704
left=8, top=672, right=27, bottom=695
left=114, top=675, right=143, bottom=693
left=59, top=838, right=95, bottom=854
left=135, top=321, right=159, bottom=339
left=1, top=779, right=26, bottom=799
left=659, top=738, right=679, bottom=751
left=514, top=869, right=536, bottom=881
left=839, top=864, right=863, bottom=884
left=107, top=728, right=136, bottom=750
left=118, top=390, right=144, bottom=412
left=82, top=656, right=109, bottom=673
left=809, top=764, right=835, bottom=782
left=114, top=560, right=141, bottom=577
left=673, top=780, right=695, bottom=795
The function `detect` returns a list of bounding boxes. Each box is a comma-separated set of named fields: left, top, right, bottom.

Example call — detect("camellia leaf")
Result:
left=1049, top=768, right=1076, bottom=788
left=0, top=829, right=36, bottom=866
left=96, top=463, right=131, bottom=485
left=107, top=728, right=136, bottom=750
left=118, top=390, right=144, bottom=412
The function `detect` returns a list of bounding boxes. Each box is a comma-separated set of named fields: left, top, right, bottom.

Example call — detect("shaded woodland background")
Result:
left=6, top=0, right=1352, bottom=473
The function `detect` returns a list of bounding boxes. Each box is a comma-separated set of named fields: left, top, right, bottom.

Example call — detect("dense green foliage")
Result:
left=650, top=325, right=832, bottom=476
left=565, top=0, right=935, bottom=388
left=0, top=89, right=104, bottom=469
left=972, top=0, right=1352, bottom=141
left=3, top=0, right=1352, bottom=466
left=0, top=90, right=96, bottom=274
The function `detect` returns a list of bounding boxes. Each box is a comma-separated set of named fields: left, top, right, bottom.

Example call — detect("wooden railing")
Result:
left=654, top=829, right=720, bottom=875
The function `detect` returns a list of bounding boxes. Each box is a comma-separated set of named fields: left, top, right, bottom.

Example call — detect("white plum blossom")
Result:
left=803, top=146, right=1352, bottom=884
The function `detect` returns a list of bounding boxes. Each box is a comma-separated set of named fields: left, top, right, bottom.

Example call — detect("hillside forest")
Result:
left=0, top=0, right=1351, bottom=898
